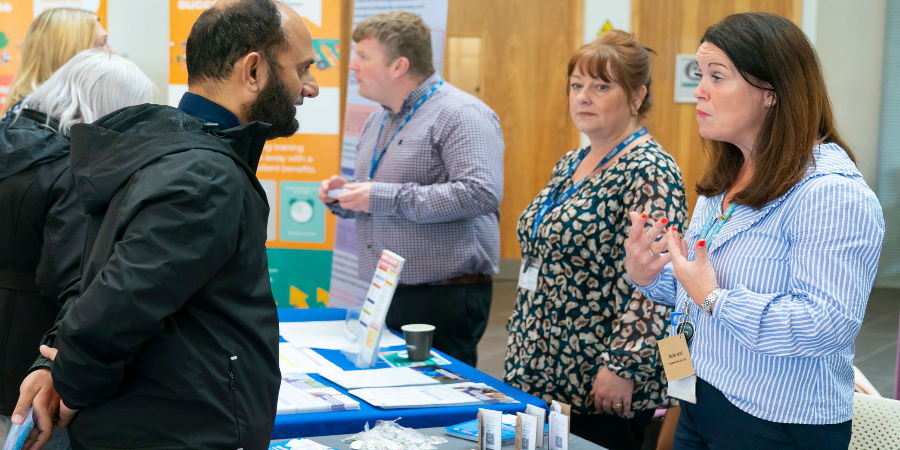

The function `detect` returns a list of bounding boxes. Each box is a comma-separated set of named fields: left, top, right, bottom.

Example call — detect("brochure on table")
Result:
left=321, top=365, right=467, bottom=389
left=379, top=349, right=451, bottom=367
left=344, top=249, right=405, bottom=368
left=276, top=375, right=360, bottom=415
left=349, top=382, right=519, bottom=409
left=444, top=414, right=517, bottom=445
left=280, top=321, right=405, bottom=351
left=278, top=342, right=342, bottom=375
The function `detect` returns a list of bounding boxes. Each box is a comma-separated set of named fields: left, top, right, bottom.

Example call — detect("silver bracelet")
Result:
left=700, top=288, right=723, bottom=316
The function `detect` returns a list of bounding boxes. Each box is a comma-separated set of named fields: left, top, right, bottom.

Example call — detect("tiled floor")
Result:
left=476, top=260, right=900, bottom=399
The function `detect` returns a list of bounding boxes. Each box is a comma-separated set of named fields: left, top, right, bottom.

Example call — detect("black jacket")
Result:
left=0, top=109, right=84, bottom=416
left=50, top=104, right=279, bottom=450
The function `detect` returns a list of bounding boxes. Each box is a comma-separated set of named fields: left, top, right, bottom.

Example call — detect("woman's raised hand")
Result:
left=625, top=211, right=671, bottom=286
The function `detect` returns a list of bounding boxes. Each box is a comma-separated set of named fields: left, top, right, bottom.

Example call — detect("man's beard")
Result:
left=245, top=65, right=300, bottom=139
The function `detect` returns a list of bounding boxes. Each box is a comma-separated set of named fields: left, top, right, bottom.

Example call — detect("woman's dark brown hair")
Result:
left=696, top=12, right=853, bottom=209
left=567, top=29, right=655, bottom=119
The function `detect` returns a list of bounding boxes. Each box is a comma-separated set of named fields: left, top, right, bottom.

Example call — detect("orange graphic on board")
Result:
left=0, top=0, right=33, bottom=109
left=168, top=0, right=342, bottom=251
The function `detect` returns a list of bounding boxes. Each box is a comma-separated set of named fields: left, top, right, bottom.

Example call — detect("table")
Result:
left=284, top=427, right=607, bottom=449
left=274, top=308, right=548, bottom=439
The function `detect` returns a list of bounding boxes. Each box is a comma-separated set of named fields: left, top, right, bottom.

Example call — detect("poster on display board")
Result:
left=0, top=0, right=106, bottom=109
left=327, top=0, right=448, bottom=310
left=168, top=0, right=342, bottom=308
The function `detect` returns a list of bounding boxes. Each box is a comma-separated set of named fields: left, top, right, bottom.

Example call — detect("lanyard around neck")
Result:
left=368, top=79, right=444, bottom=180
left=698, top=196, right=737, bottom=243
left=530, top=127, right=648, bottom=240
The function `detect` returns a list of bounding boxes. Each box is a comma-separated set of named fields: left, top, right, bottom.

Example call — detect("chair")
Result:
left=848, top=393, right=900, bottom=449
left=895, top=314, right=899, bottom=401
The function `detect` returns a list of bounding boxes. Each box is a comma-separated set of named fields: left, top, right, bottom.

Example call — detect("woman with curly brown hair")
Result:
left=505, top=30, right=686, bottom=450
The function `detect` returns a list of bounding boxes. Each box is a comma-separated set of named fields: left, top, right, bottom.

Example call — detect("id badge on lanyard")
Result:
left=518, top=256, right=539, bottom=292
left=658, top=310, right=697, bottom=403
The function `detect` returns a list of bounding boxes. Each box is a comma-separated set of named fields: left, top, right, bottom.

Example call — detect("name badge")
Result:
left=518, top=257, right=539, bottom=292
left=658, top=334, right=695, bottom=381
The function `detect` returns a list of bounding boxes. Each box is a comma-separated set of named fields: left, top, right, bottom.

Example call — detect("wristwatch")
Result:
left=700, top=288, right=724, bottom=316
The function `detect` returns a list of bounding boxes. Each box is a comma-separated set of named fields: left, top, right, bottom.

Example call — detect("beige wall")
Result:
left=811, top=0, right=886, bottom=187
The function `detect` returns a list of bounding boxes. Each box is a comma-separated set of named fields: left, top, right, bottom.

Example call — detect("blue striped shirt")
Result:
left=636, top=143, right=884, bottom=424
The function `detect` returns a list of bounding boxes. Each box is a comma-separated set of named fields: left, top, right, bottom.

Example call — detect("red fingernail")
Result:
left=669, top=226, right=677, bottom=232
left=641, top=213, right=648, bottom=219
left=697, top=239, right=706, bottom=247
left=660, top=217, right=668, bottom=224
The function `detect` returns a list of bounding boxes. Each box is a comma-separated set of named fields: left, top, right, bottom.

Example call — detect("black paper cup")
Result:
left=401, top=324, right=435, bottom=362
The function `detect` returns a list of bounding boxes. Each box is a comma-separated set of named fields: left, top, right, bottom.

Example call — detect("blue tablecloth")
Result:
left=273, top=308, right=547, bottom=439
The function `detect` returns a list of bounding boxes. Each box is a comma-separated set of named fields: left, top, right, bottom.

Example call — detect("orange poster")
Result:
left=0, top=0, right=33, bottom=108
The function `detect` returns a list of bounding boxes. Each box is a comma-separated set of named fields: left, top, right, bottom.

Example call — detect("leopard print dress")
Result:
left=504, top=138, right=687, bottom=416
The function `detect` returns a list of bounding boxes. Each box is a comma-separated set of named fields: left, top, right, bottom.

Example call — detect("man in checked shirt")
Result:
left=318, top=11, right=503, bottom=366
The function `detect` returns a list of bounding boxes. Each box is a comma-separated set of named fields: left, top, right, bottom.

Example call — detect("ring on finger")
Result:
left=612, top=402, right=624, bottom=408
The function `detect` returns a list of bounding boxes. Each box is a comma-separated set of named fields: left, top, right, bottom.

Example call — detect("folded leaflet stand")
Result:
left=342, top=249, right=405, bottom=368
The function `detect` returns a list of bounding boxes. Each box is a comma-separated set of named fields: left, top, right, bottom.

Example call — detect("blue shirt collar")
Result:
left=178, top=92, right=241, bottom=130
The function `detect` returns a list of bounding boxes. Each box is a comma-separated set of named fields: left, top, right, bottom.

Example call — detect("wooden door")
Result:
left=446, top=0, right=584, bottom=259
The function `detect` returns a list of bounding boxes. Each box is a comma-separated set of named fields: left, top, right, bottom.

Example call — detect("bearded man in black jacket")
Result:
left=11, top=1, right=319, bottom=448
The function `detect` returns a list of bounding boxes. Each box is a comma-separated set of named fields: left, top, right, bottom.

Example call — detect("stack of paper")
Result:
left=279, top=343, right=342, bottom=376
left=276, top=375, right=360, bottom=415
left=348, top=382, right=518, bottom=409
left=279, top=321, right=405, bottom=350
left=320, top=365, right=467, bottom=389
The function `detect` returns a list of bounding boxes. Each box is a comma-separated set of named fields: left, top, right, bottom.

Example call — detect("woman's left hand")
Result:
left=665, top=227, right=719, bottom=306
left=590, top=367, right=634, bottom=416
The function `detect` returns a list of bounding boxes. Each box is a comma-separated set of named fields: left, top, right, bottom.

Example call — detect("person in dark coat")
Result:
left=12, top=1, right=319, bottom=449
left=0, top=48, right=153, bottom=448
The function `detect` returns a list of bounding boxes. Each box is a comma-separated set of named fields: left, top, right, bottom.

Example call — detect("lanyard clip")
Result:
left=669, top=312, right=684, bottom=336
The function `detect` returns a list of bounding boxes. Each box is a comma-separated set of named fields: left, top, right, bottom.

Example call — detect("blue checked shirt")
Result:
left=329, top=74, right=504, bottom=284
left=636, top=143, right=884, bottom=424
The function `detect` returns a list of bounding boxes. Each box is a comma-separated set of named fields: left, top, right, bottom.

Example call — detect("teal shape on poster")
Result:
left=280, top=181, right=325, bottom=243
left=268, top=248, right=333, bottom=308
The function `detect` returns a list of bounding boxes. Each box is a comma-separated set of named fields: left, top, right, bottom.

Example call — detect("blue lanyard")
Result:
left=368, top=80, right=444, bottom=180
left=530, top=127, right=648, bottom=240
left=679, top=198, right=736, bottom=323
left=698, top=198, right=737, bottom=243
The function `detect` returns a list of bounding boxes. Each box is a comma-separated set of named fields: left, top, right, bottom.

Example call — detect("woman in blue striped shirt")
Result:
left=624, top=12, right=884, bottom=449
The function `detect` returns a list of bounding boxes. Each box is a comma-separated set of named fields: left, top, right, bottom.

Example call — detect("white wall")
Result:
left=107, top=0, right=169, bottom=104
left=809, top=0, right=886, bottom=187
left=580, top=0, right=632, bottom=148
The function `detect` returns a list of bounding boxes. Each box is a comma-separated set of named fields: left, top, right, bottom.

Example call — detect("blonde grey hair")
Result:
left=23, top=48, right=154, bottom=135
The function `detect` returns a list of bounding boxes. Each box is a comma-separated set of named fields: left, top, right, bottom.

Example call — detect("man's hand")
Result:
left=13, top=369, right=58, bottom=450
left=318, top=175, right=347, bottom=204
left=338, top=182, right=372, bottom=212
left=38, top=345, right=57, bottom=361
left=36, top=345, right=79, bottom=429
